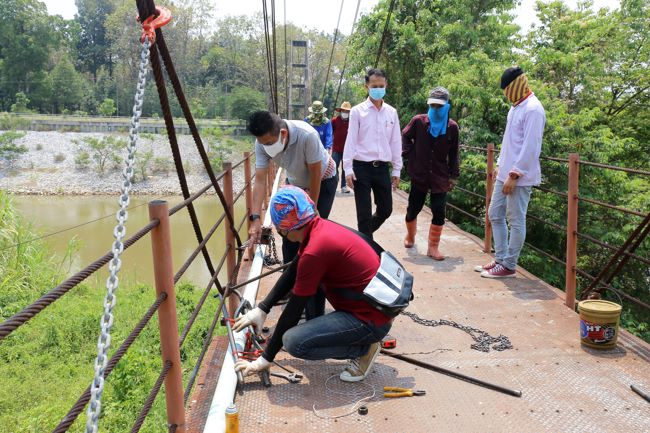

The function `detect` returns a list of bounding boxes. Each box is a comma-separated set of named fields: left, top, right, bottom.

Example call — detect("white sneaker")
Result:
left=339, top=342, right=381, bottom=382
left=341, top=186, right=350, bottom=194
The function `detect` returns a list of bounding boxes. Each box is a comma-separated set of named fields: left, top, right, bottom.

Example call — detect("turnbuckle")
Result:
left=138, top=6, right=172, bottom=43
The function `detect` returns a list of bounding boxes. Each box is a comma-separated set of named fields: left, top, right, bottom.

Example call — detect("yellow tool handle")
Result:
left=383, top=391, right=413, bottom=398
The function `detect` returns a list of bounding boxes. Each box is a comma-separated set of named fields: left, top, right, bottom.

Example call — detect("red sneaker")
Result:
left=481, top=264, right=515, bottom=278
left=474, top=261, right=498, bottom=273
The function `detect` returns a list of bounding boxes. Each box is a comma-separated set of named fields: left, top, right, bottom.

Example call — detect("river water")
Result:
left=11, top=195, right=246, bottom=288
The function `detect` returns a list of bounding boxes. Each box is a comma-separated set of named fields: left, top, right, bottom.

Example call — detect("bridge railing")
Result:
left=0, top=152, right=271, bottom=433
left=448, top=144, right=649, bottom=313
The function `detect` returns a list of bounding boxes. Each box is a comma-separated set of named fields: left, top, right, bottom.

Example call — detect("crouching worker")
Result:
left=233, top=186, right=393, bottom=382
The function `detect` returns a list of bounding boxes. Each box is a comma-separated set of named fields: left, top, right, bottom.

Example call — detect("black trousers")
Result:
left=406, top=183, right=447, bottom=226
left=352, top=160, right=393, bottom=239
left=281, top=175, right=338, bottom=320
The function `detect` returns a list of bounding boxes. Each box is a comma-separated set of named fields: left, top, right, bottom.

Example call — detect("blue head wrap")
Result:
left=270, top=186, right=317, bottom=232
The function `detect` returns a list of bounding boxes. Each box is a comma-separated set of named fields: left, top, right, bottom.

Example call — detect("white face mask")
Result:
left=340, top=112, right=349, bottom=119
left=260, top=132, right=286, bottom=157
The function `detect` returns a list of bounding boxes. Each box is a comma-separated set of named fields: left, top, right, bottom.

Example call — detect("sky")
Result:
left=42, top=0, right=621, bottom=35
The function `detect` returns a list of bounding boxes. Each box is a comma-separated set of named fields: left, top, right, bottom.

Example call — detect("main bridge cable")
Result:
left=321, top=0, right=345, bottom=102
left=374, top=0, right=397, bottom=68
left=333, top=0, right=361, bottom=110
left=262, top=0, right=278, bottom=113
left=135, top=0, right=244, bottom=293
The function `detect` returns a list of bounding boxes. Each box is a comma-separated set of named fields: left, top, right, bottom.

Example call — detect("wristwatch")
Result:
left=249, top=214, right=261, bottom=222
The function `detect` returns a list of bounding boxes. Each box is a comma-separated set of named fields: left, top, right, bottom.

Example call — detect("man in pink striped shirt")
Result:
left=343, top=68, right=402, bottom=239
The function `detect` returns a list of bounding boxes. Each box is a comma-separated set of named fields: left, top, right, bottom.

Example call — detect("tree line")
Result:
left=0, top=0, right=356, bottom=120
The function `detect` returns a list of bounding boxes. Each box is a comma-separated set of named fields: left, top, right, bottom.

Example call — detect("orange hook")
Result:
left=138, top=6, right=172, bottom=43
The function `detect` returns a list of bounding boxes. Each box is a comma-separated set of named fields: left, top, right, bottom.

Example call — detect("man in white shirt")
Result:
left=476, top=66, right=546, bottom=278
left=343, top=68, right=402, bottom=239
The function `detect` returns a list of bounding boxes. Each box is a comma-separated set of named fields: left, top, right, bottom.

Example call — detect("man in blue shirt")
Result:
left=305, top=100, right=333, bottom=153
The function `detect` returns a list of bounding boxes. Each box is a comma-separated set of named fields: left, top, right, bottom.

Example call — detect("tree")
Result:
left=10, top=92, right=30, bottom=113
left=0, top=0, right=55, bottom=111
left=75, top=0, right=114, bottom=81
left=98, top=98, right=116, bottom=116
left=229, top=86, right=266, bottom=120
left=49, top=54, right=85, bottom=113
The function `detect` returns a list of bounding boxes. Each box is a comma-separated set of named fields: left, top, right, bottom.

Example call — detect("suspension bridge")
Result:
left=0, top=0, right=648, bottom=432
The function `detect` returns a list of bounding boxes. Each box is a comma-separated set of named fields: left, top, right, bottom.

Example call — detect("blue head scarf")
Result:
left=270, top=186, right=317, bottom=232
left=427, top=102, right=450, bottom=138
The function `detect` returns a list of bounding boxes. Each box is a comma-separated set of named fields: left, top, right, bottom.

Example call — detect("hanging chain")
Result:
left=400, top=310, right=513, bottom=353
left=85, top=37, right=151, bottom=433
left=262, top=233, right=281, bottom=267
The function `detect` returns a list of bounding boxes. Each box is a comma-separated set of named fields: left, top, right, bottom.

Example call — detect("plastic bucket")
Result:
left=578, top=300, right=622, bottom=349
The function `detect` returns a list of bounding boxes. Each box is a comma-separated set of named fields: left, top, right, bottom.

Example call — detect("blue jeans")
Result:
left=488, top=180, right=532, bottom=270
left=282, top=311, right=391, bottom=360
left=332, top=151, right=346, bottom=189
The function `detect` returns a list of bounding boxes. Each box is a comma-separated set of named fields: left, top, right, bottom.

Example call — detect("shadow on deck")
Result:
left=187, top=191, right=650, bottom=433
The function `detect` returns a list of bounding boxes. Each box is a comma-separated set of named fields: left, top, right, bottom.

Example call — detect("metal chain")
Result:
left=400, top=310, right=513, bottom=353
left=85, top=38, right=151, bottom=433
left=263, top=234, right=281, bottom=267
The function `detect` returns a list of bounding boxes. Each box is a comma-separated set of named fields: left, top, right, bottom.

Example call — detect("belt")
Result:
left=354, top=160, right=389, bottom=168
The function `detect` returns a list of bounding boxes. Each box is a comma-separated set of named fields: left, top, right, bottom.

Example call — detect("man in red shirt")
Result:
left=331, top=101, right=352, bottom=193
left=234, top=186, right=392, bottom=382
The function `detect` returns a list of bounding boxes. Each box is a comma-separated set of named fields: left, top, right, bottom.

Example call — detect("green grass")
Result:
left=0, top=191, right=226, bottom=432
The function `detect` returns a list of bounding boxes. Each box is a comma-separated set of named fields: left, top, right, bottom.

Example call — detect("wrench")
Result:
left=270, top=371, right=302, bottom=383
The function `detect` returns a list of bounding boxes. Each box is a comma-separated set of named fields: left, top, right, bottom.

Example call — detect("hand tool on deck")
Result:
left=383, top=386, right=426, bottom=398
left=270, top=371, right=302, bottom=383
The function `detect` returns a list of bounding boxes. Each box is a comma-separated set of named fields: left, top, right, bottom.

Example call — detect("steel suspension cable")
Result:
left=262, top=0, right=277, bottom=113
left=374, top=0, right=397, bottom=68
left=283, top=0, right=289, bottom=117
left=321, top=0, right=345, bottom=102
left=333, top=0, right=361, bottom=110
left=272, top=0, right=279, bottom=114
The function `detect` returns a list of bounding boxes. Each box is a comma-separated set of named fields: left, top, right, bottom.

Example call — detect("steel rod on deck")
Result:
left=381, top=350, right=522, bottom=398
left=484, top=143, right=495, bottom=253
left=149, top=200, right=186, bottom=433
left=565, top=153, right=579, bottom=309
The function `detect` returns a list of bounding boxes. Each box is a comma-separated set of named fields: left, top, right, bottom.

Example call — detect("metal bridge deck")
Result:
left=187, top=191, right=650, bottom=433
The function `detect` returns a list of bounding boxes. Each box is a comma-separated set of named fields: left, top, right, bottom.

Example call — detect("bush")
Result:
left=0, top=113, right=29, bottom=131
left=0, top=131, right=27, bottom=167
left=53, top=153, right=66, bottom=163
left=152, top=156, right=172, bottom=175
left=78, top=136, right=126, bottom=175
left=74, top=150, right=90, bottom=168
left=135, top=149, right=154, bottom=181
left=35, top=143, right=43, bottom=151
left=98, top=98, right=117, bottom=117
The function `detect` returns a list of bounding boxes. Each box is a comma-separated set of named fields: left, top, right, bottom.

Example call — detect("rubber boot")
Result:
left=427, top=224, right=445, bottom=261
left=404, top=219, right=417, bottom=248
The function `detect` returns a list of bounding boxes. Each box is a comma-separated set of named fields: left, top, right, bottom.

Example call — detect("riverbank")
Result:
left=0, top=131, right=248, bottom=195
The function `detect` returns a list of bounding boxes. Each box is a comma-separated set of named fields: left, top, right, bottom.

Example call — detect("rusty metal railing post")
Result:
left=244, top=152, right=253, bottom=233
left=565, top=153, right=580, bottom=309
left=484, top=143, right=495, bottom=253
left=148, top=200, right=186, bottom=433
left=223, top=162, right=237, bottom=316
